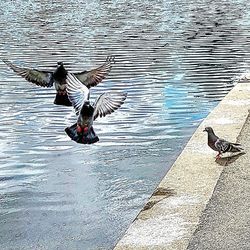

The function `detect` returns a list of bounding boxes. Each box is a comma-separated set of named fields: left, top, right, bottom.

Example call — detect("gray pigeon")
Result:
left=3, top=56, right=114, bottom=106
left=203, top=127, right=244, bottom=159
left=65, top=73, right=127, bottom=144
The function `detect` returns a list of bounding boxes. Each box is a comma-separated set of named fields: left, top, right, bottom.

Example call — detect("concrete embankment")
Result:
left=115, top=76, right=250, bottom=250
left=187, top=109, right=250, bottom=250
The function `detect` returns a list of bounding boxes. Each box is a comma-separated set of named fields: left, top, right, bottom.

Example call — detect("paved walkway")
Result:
left=115, top=79, right=250, bottom=250
left=187, top=114, right=250, bottom=250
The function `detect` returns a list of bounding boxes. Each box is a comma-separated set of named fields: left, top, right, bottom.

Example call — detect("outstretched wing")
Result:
left=66, top=73, right=89, bottom=115
left=93, top=92, right=127, bottom=120
left=74, top=56, right=114, bottom=88
left=3, top=59, right=54, bottom=87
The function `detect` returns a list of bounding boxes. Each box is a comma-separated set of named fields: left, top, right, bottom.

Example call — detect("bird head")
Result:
left=57, top=61, right=64, bottom=68
left=203, top=127, right=213, bottom=133
left=80, top=101, right=94, bottom=117
left=83, top=100, right=90, bottom=106
left=80, top=101, right=91, bottom=114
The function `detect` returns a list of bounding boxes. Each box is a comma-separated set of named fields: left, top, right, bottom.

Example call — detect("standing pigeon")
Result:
left=65, top=73, right=127, bottom=144
left=203, top=127, right=244, bottom=159
left=3, top=56, right=114, bottom=106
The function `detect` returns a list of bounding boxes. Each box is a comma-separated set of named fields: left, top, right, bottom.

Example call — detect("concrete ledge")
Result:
left=115, top=77, right=250, bottom=250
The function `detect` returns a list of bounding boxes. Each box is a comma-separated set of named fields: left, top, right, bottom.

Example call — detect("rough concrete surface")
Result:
left=115, top=78, right=250, bottom=250
left=187, top=114, right=250, bottom=250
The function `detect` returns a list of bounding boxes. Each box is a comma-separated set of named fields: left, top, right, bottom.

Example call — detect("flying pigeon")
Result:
left=203, top=127, right=244, bottom=159
left=2, top=56, right=114, bottom=106
left=65, top=73, right=127, bottom=144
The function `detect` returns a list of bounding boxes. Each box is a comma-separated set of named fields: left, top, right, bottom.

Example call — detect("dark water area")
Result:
left=0, top=0, right=249, bottom=249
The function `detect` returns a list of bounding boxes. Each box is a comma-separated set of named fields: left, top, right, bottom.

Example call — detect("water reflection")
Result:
left=0, top=0, right=250, bottom=249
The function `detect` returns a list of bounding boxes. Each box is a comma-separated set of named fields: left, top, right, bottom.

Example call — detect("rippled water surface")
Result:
left=0, top=0, right=250, bottom=249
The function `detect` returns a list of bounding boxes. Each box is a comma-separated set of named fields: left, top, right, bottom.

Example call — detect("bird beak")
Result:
left=203, top=129, right=206, bottom=132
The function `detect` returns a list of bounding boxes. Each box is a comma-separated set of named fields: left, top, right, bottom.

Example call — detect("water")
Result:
left=0, top=0, right=249, bottom=249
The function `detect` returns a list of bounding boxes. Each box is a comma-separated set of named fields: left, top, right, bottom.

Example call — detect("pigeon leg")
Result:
left=216, top=153, right=221, bottom=159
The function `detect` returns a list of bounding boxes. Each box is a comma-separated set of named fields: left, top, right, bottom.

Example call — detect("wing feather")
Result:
left=74, top=56, right=114, bottom=88
left=215, top=139, right=243, bottom=153
left=215, top=139, right=228, bottom=152
left=3, top=59, right=53, bottom=87
left=93, top=92, right=127, bottom=120
left=66, top=73, right=89, bottom=115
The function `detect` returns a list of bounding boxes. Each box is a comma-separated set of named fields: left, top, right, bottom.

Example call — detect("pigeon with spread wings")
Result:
left=204, top=127, right=244, bottom=159
left=3, top=56, right=114, bottom=106
left=65, top=73, right=127, bottom=144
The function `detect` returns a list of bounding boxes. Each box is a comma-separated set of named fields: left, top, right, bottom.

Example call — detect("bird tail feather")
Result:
left=65, top=123, right=99, bottom=144
left=54, top=93, right=72, bottom=106
left=229, top=143, right=244, bottom=152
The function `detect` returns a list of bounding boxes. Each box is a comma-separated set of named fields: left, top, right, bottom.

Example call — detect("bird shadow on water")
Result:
left=215, top=152, right=246, bottom=166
